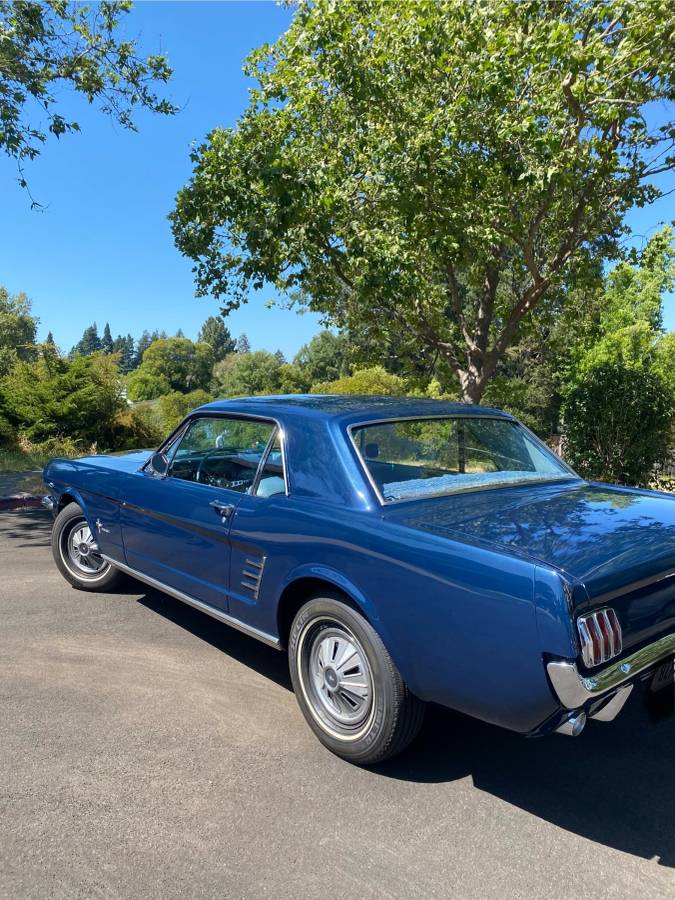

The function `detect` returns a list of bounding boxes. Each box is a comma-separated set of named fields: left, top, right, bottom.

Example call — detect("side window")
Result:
left=253, top=432, right=286, bottom=498
left=168, top=417, right=275, bottom=493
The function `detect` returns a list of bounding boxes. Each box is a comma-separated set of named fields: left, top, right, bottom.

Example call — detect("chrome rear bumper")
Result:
left=547, top=632, right=675, bottom=709
left=41, top=495, right=56, bottom=513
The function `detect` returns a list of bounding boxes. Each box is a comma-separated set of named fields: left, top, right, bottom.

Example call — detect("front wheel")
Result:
left=289, top=595, right=425, bottom=765
left=52, top=502, right=123, bottom=591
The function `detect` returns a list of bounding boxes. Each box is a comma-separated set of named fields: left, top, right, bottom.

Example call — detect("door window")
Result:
left=168, top=417, right=276, bottom=493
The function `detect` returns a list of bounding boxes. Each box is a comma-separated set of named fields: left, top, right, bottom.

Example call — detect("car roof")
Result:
left=195, top=394, right=512, bottom=426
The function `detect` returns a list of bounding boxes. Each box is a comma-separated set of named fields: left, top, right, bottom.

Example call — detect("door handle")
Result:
left=209, top=499, right=235, bottom=520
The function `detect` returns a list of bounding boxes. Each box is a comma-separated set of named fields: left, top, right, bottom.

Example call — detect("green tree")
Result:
left=173, top=0, right=675, bottom=404
left=293, top=331, right=348, bottom=385
left=235, top=333, right=251, bottom=354
left=1, top=348, right=124, bottom=445
left=311, top=366, right=407, bottom=396
left=213, top=350, right=282, bottom=397
left=278, top=362, right=310, bottom=394
left=101, top=322, right=114, bottom=354
left=157, top=389, right=213, bottom=431
left=0, top=285, right=38, bottom=375
left=127, top=337, right=214, bottom=400
left=72, top=322, right=102, bottom=356
left=112, top=333, right=136, bottom=373
left=1, top=0, right=175, bottom=193
left=197, top=315, right=236, bottom=362
left=45, top=331, right=55, bottom=346
left=563, top=361, right=672, bottom=486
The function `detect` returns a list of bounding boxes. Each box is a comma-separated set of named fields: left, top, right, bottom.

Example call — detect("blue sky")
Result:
left=1, top=1, right=673, bottom=356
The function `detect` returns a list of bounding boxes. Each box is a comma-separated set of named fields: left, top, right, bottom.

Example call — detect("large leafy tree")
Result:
left=127, top=337, right=214, bottom=400
left=213, top=349, right=283, bottom=397
left=1, top=0, right=175, bottom=193
left=0, top=285, right=37, bottom=375
left=172, top=0, right=675, bottom=403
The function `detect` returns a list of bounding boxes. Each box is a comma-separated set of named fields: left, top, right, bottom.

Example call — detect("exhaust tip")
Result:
left=555, top=711, right=587, bottom=737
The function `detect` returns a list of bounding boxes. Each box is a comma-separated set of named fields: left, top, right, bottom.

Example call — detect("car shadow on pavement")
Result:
left=136, top=588, right=293, bottom=690
left=377, top=691, right=675, bottom=868
left=137, top=585, right=675, bottom=868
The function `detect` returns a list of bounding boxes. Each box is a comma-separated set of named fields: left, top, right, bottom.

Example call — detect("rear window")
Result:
left=351, top=417, right=575, bottom=502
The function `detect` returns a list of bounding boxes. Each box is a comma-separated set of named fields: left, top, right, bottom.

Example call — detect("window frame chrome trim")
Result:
left=142, top=411, right=290, bottom=498
left=345, top=414, right=580, bottom=507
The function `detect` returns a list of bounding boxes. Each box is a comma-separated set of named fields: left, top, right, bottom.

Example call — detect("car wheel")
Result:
left=289, top=594, right=425, bottom=765
left=52, top=502, right=123, bottom=592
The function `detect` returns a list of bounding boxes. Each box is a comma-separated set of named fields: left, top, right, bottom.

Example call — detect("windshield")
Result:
left=351, top=416, right=576, bottom=503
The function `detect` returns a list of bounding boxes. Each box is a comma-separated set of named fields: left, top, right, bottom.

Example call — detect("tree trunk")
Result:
left=457, top=369, right=486, bottom=405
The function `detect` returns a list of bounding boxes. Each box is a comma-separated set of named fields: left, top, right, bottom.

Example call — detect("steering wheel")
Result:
left=195, top=449, right=239, bottom=487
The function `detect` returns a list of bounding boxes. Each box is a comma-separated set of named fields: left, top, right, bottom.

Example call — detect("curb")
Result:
left=0, top=494, right=43, bottom=511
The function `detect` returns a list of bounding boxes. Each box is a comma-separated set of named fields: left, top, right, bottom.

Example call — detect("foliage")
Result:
left=72, top=322, right=102, bottom=356
left=127, top=337, right=214, bottom=400
left=235, top=333, right=251, bottom=354
left=0, top=285, right=38, bottom=375
left=197, top=315, right=236, bottom=362
left=293, top=331, right=348, bottom=385
left=109, top=403, right=165, bottom=451
left=112, top=333, right=136, bottom=373
left=173, top=0, right=675, bottom=403
left=133, top=329, right=167, bottom=368
left=125, top=370, right=171, bottom=402
left=101, top=322, right=114, bottom=354
left=0, top=412, right=16, bottom=448
left=654, top=332, right=675, bottom=399
left=278, top=362, right=310, bottom=394
left=213, top=350, right=282, bottom=397
left=563, top=360, right=672, bottom=486
left=312, top=366, right=408, bottom=396
left=0, top=0, right=175, bottom=192
left=157, top=389, right=213, bottom=431
left=0, top=348, right=124, bottom=445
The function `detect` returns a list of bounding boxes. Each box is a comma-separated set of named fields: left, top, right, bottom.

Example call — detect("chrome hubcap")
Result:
left=309, top=627, right=373, bottom=727
left=66, top=522, right=106, bottom=576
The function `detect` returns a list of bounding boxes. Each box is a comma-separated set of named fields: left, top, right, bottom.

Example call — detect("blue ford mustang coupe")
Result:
left=43, top=396, right=675, bottom=764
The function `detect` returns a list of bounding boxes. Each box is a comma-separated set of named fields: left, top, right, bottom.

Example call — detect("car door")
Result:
left=226, top=429, right=292, bottom=633
left=121, top=414, right=277, bottom=611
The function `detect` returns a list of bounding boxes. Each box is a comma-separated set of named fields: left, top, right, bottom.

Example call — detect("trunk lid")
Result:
left=385, top=480, right=675, bottom=650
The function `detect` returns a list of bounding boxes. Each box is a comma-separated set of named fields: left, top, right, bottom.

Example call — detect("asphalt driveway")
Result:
left=1, top=509, right=674, bottom=899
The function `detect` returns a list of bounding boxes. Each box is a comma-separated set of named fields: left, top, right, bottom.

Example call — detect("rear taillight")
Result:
left=577, top=608, right=622, bottom=668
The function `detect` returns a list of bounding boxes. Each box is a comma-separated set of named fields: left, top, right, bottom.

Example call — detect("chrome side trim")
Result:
left=101, top=555, right=281, bottom=649
left=547, top=632, right=675, bottom=708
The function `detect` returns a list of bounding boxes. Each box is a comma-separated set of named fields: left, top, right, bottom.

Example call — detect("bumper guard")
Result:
left=547, top=632, right=675, bottom=709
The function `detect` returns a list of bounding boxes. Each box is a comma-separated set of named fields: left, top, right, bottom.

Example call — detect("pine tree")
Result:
left=134, top=330, right=153, bottom=367
left=72, top=323, right=101, bottom=356
left=175, top=327, right=185, bottom=338
left=45, top=331, right=55, bottom=345
left=198, top=315, right=236, bottom=361
left=235, top=333, right=251, bottom=354
left=101, top=322, right=114, bottom=354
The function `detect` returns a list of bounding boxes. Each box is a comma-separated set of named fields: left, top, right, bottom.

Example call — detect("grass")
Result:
left=0, top=448, right=53, bottom=473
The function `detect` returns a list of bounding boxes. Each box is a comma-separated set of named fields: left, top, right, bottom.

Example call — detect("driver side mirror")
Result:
left=149, top=451, right=169, bottom=477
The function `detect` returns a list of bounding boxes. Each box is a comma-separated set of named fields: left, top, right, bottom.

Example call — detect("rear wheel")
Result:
left=289, top=595, right=425, bottom=765
left=52, top=502, right=123, bottom=591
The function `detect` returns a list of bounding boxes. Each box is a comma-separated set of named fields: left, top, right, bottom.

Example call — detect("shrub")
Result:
left=311, top=366, right=408, bottom=396
left=0, top=412, right=16, bottom=448
left=0, top=350, right=124, bottom=446
left=563, top=360, right=673, bottom=486
left=110, top=403, right=165, bottom=450
left=157, top=389, right=213, bottom=431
